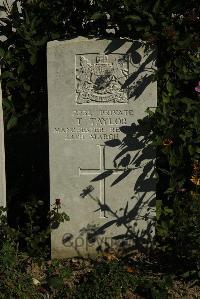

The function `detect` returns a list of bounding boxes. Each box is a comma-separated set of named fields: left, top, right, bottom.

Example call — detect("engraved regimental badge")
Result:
left=76, top=53, right=129, bottom=104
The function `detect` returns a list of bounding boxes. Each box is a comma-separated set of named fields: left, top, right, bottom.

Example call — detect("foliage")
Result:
left=156, top=192, right=200, bottom=273
left=17, top=198, right=69, bottom=257
left=0, top=204, right=173, bottom=298
left=0, top=236, right=172, bottom=299
left=0, top=241, right=41, bottom=299
left=46, top=259, right=73, bottom=295
left=0, top=199, right=69, bottom=258
left=0, top=206, right=172, bottom=299
left=73, top=260, right=171, bottom=299
left=0, top=206, right=19, bottom=245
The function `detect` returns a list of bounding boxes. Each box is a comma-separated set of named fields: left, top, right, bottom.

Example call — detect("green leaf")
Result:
left=91, top=12, right=106, bottom=20
left=17, top=64, right=25, bottom=74
left=51, top=33, right=60, bottom=40
left=0, top=47, right=5, bottom=58
left=23, top=83, right=31, bottom=91
left=60, top=268, right=72, bottom=279
left=47, top=276, right=64, bottom=290
left=7, top=115, right=18, bottom=130
left=7, top=81, right=18, bottom=89
left=148, top=16, right=156, bottom=26
left=152, top=0, right=160, bottom=13
left=30, top=54, right=37, bottom=65
left=162, top=95, right=170, bottom=103
left=181, top=270, right=197, bottom=278
left=125, top=15, right=142, bottom=22
left=188, top=145, right=197, bottom=155
left=166, top=81, right=174, bottom=94
left=32, top=36, right=48, bottom=46
left=177, top=38, right=193, bottom=48
left=3, top=96, right=13, bottom=110
left=0, top=71, right=14, bottom=79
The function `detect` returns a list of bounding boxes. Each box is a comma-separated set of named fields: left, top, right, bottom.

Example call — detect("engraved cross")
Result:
left=79, top=145, right=125, bottom=218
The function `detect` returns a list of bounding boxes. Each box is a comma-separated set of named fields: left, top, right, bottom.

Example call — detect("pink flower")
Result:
left=195, top=81, right=200, bottom=93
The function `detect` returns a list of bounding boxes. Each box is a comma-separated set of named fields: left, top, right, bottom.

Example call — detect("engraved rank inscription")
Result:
left=76, top=53, right=129, bottom=104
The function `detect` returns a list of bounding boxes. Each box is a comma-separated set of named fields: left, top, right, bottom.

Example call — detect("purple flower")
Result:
left=195, top=81, right=200, bottom=93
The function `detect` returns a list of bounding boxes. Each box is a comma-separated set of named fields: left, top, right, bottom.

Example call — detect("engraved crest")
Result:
left=76, top=53, right=129, bottom=104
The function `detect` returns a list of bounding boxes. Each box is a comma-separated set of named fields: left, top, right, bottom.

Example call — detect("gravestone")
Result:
left=48, top=37, right=157, bottom=258
left=0, top=0, right=11, bottom=207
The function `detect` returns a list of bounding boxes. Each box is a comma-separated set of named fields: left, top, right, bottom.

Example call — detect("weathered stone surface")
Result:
left=47, top=37, right=157, bottom=258
left=0, top=0, right=10, bottom=207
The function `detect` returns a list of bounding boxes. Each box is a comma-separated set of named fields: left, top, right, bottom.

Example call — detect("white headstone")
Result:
left=48, top=37, right=157, bottom=257
left=0, top=0, right=8, bottom=208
